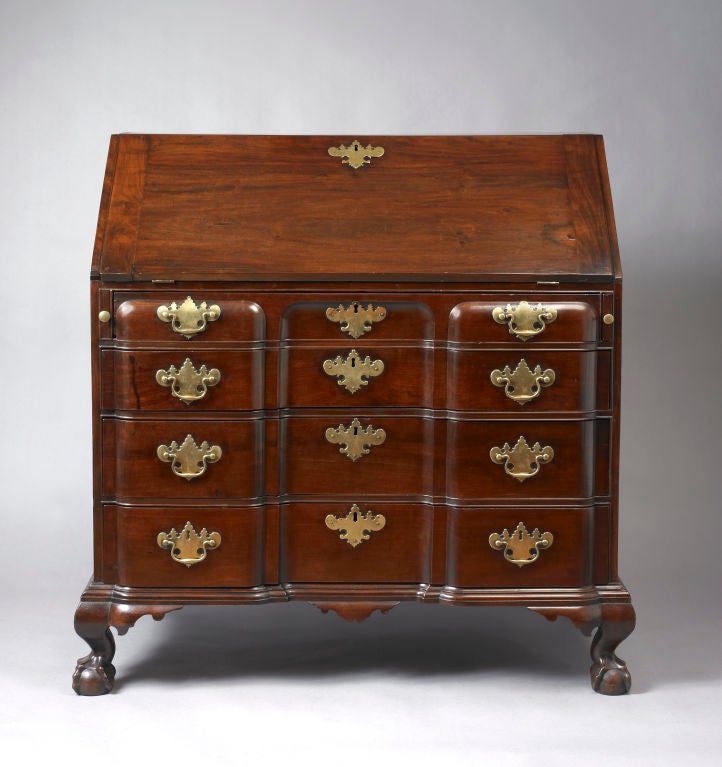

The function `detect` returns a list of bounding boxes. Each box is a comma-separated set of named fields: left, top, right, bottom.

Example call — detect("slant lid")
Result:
left=92, top=134, right=619, bottom=282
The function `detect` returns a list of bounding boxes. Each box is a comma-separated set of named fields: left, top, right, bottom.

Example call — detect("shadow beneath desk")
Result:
left=117, top=602, right=601, bottom=691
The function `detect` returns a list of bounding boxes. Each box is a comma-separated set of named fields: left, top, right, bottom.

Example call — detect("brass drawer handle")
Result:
left=328, top=140, right=384, bottom=170
left=489, top=522, right=553, bottom=568
left=490, top=359, right=555, bottom=404
left=325, top=301, right=387, bottom=339
left=155, top=358, right=221, bottom=405
left=156, top=434, right=222, bottom=481
left=325, top=417, right=386, bottom=462
left=490, top=436, right=554, bottom=482
left=157, top=521, right=221, bottom=568
left=492, top=300, right=557, bottom=341
left=322, top=349, right=384, bottom=394
left=325, top=504, right=386, bottom=548
left=156, top=296, right=221, bottom=339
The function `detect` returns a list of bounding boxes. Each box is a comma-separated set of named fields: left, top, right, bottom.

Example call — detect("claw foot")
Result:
left=72, top=652, right=116, bottom=696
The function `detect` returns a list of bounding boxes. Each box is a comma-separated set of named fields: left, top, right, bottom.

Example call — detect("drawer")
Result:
left=446, top=419, right=595, bottom=500
left=447, top=350, right=599, bottom=412
left=102, top=418, right=263, bottom=501
left=281, top=300, right=434, bottom=341
left=446, top=506, right=593, bottom=587
left=111, top=506, right=264, bottom=587
left=281, top=502, right=432, bottom=583
left=102, top=349, right=264, bottom=411
left=280, top=415, right=435, bottom=497
left=279, top=345, right=433, bottom=407
left=449, top=299, right=600, bottom=344
left=113, top=294, right=265, bottom=342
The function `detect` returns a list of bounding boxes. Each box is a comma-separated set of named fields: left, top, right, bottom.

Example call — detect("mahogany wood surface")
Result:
left=76, top=134, right=634, bottom=695
left=93, top=135, right=619, bottom=282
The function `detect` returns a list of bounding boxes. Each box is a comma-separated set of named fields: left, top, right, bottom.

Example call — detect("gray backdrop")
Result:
left=1, top=1, right=720, bottom=764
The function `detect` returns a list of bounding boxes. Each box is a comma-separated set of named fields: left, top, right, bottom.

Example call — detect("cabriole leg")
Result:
left=73, top=601, right=115, bottom=696
left=590, top=603, right=636, bottom=695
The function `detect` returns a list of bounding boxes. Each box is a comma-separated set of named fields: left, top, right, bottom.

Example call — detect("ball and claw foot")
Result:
left=589, top=603, right=636, bottom=696
left=72, top=653, right=116, bottom=696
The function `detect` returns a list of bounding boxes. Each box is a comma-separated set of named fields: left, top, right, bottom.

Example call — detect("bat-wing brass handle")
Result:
left=155, top=358, right=221, bottom=405
left=492, top=301, right=557, bottom=341
left=156, top=296, right=221, bottom=338
left=156, top=434, right=222, bottom=480
left=157, top=521, right=221, bottom=567
left=490, top=436, right=554, bottom=482
left=489, top=522, right=553, bottom=567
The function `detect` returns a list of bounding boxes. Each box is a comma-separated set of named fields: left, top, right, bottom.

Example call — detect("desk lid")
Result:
left=92, top=134, right=620, bottom=282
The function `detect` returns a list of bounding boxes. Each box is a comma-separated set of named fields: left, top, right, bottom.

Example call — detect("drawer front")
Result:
left=281, top=502, right=432, bottom=583
left=446, top=420, right=594, bottom=500
left=103, top=349, right=264, bottom=411
left=446, top=507, right=593, bottom=587
left=102, top=418, right=263, bottom=501
left=449, top=299, right=599, bottom=344
left=447, top=350, right=598, bottom=412
left=281, top=300, right=434, bottom=341
left=114, top=295, right=265, bottom=342
left=280, top=346, right=433, bottom=408
left=112, top=506, right=264, bottom=587
left=280, top=415, right=435, bottom=497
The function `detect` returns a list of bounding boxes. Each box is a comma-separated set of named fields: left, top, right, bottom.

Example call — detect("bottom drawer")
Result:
left=110, top=506, right=264, bottom=587
left=281, top=502, right=432, bottom=583
left=446, top=507, right=593, bottom=588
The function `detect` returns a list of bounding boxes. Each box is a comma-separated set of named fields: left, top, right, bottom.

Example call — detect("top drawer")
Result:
left=449, top=299, right=600, bottom=344
left=281, top=300, right=434, bottom=341
left=114, top=295, right=265, bottom=343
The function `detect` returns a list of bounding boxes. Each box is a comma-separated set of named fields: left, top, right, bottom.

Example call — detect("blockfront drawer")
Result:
left=279, top=414, right=435, bottom=497
left=102, top=418, right=264, bottom=501
left=447, top=349, right=601, bottom=412
left=111, top=506, right=264, bottom=588
left=446, top=419, right=596, bottom=500
left=102, top=349, right=264, bottom=411
left=279, top=345, right=434, bottom=408
left=281, top=300, right=434, bottom=341
left=113, top=294, right=265, bottom=342
left=281, top=502, right=432, bottom=583
left=449, top=299, right=601, bottom=344
left=446, top=506, right=594, bottom=588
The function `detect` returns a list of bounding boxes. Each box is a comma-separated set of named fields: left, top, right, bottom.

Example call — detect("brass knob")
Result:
left=98, top=310, right=111, bottom=323
left=603, top=313, right=614, bottom=325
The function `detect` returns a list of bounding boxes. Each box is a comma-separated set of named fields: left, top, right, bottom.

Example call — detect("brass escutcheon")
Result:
left=156, top=296, right=222, bottom=339
left=156, top=434, right=222, bottom=481
left=490, top=358, right=556, bottom=404
left=489, top=521, right=554, bottom=567
left=325, top=417, right=386, bottom=462
left=492, top=300, right=557, bottom=341
left=328, top=140, right=385, bottom=169
left=325, top=504, right=386, bottom=548
left=155, top=358, right=221, bottom=405
left=322, top=349, right=385, bottom=394
left=490, top=436, right=554, bottom=482
left=325, top=301, right=387, bottom=339
left=157, top=521, right=222, bottom=567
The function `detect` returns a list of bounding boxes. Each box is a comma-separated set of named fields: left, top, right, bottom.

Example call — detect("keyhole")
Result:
left=352, top=510, right=358, bottom=522
left=353, top=302, right=359, bottom=313
left=354, top=143, right=359, bottom=151
left=351, top=357, right=355, bottom=367
left=353, top=426, right=358, bottom=436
